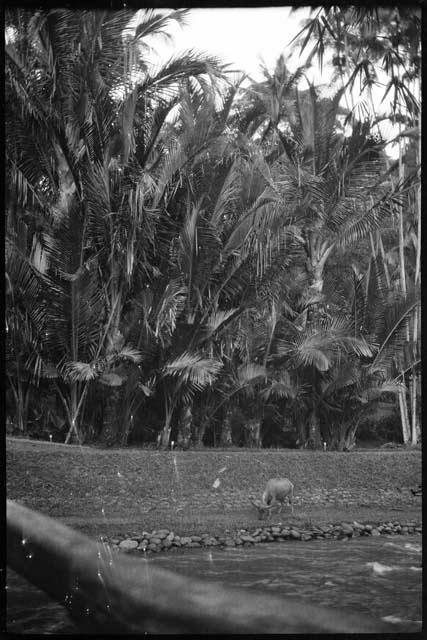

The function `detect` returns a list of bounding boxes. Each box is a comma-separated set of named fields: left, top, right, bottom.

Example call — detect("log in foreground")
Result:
left=7, top=500, right=397, bottom=634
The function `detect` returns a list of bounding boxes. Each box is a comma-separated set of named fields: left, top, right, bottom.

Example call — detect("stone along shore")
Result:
left=108, top=520, right=422, bottom=555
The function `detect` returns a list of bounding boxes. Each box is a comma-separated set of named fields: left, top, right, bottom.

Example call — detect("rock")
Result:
left=162, top=540, right=173, bottom=549
left=224, top=539, right=235, bottom=546
left=119, top=539, right=138, bottom=551
left=137, top=541, right=148, bottom=551
left=180, top=537, right=192, bottom=545
left=187, top=542, right=201, bottom=548
left=149, top=537, right=162, bottom=546
left=371, top=529, right=381, bottom=536
left=204, top=537, right=218, bottom=546
left=156, top=530, right=170, bottom=538
left=320, top=525, right=331, bottom=533
left=364, top=524, right=373, bottom=532
left=341, top=524, right=353, bottom=536
left=147, top=543, right=158, bottom=552
left=172, top=539, right=182, bottom=547
left=166, top=532, right=175, bottom=542
left=191, top=536, right=202, bottom=542
left=240, top=535, right=256, bottom=543
left=290, top=529, right=301, bottom=539
left=109, top=538, right=121, bottom=545
left=301, top=534, right=312, bottom=541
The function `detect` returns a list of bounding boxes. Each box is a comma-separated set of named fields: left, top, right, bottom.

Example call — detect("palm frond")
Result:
left=163, top=352, right=222, bottom=390
left=63, top=360, right=98, bottom=382
left=236, top=363, right=267, bottom=385
left=99, top=372, right=126, bottom=387
left=210, top=159, right=242, bottom=228
left=154, top=279, right=187, bottom=342
left=114, top=345, right=143, bottom=364
left=206, top=309, right=239, bottom=335
left=369, top=298, right=419, bottom=376
left=336, top=192, right=401, bottom=249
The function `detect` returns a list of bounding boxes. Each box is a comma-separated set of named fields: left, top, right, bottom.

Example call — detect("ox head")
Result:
left=249, top=497, right=274, bottom=520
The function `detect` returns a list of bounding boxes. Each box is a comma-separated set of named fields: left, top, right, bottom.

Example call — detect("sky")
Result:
left=145, top=7, right=400, bottom=157
left=159, top=7, right=312, bottom=81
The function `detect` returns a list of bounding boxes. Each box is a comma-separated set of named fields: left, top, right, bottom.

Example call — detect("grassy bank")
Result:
left=6, top=437, right=422, bottom=539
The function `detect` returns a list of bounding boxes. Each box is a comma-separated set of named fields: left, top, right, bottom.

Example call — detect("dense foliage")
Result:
left=5, top=7, right=420, bottom=449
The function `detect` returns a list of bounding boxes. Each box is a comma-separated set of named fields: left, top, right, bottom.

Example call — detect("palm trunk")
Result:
left=245, top=418, right=262, bottom=448
left=8, top=377, right=30, bottom=434
left=410, top=366, right=419, bottom=445
left=342, top=416, right=361, bottom=451
left=410, top=104, right=421, bottom=446
left=98, top=386, right=123, bottom=446
left=220, top=408, right=233, bottom=447
left=118, top=380, right=139, bottom=447
left=177, top=400, right=192, bottom=449
left=296, top=419, right=307, bottom=448
left=304, top=237, right=332, bottom=452
left=64, top=382, right=86, bottom=444
left=160, top=404, right=173, bottom=449
left=307, top=408, right=322, bottom=450
left=398, top=384, right=410, bottom=444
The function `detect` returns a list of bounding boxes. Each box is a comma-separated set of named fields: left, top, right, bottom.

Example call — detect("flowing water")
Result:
left=6, top=535, right=422, bottom=633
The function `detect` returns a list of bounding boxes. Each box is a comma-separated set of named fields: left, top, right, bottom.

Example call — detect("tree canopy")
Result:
left=5, top=7, right=420, bottom=449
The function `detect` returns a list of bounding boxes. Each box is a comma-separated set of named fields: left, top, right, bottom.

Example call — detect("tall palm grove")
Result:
left=5, top=7, right=421, bottom=449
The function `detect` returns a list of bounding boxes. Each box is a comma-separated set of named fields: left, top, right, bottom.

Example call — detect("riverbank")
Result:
left=108, top=519, right=422, bottom=556
left=6, top=437, right=422, bottom=543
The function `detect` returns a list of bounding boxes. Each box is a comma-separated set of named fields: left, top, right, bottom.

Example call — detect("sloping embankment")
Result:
left=7, top=437, right=421, bottom=525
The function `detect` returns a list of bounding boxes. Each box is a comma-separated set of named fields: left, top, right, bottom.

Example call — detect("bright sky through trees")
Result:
left=141, top=7, right=403, bottom=157
left=155, top=7, right=309, bottom=81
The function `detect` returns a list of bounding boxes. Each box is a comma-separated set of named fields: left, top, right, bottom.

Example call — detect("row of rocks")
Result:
left=107, top=520, right=422, bottom=554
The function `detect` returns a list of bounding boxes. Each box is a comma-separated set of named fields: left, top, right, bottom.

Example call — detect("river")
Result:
left=6, top=535, right=422, bottom=633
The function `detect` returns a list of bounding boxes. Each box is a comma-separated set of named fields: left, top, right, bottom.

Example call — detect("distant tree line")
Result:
left=5, top=7, right=420, bottom=449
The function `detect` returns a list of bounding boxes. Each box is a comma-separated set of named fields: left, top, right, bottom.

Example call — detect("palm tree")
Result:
left=292, top=6, right=421, bottom=444
left=5, top=8, right=227, bottom=444
left=122, top=84, right=297, bottom=447
left=257, top=80, right=401, bottom=446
